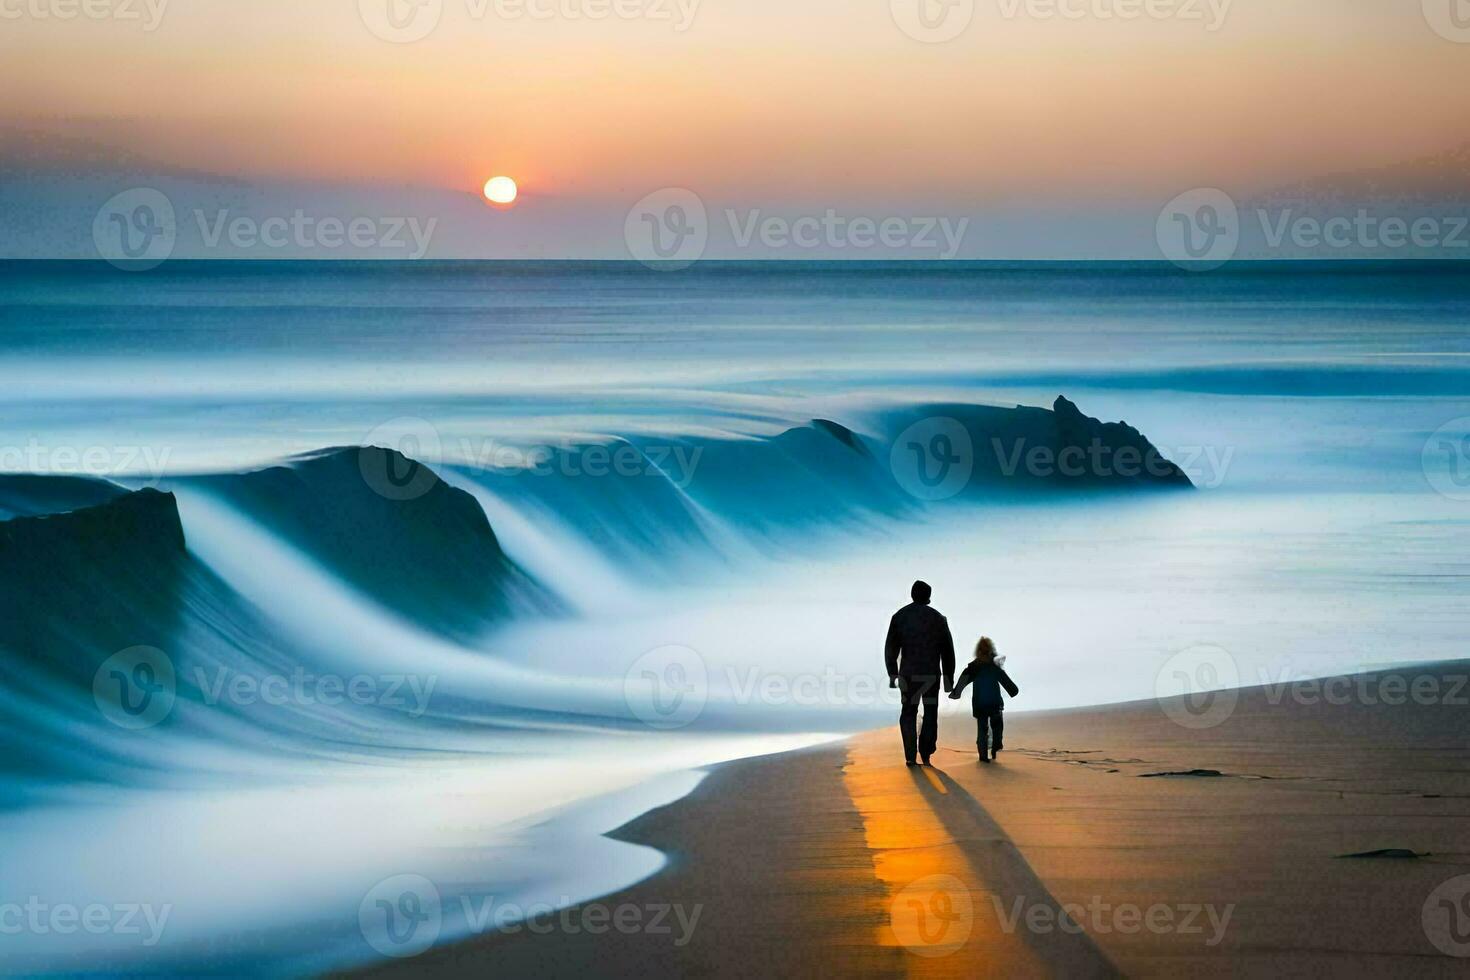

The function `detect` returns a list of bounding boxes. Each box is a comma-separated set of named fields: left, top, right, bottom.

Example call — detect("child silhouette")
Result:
left=949, top=637, right=1019, bottom=762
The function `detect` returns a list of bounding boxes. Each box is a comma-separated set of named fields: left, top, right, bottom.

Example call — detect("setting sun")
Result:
left=483, top=176, right=518, bottom=206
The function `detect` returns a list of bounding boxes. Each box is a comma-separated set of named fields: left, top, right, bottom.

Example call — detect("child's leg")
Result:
left=991, top=712, right=1005, bottom=752
left=974, top=714, right=986, bottom=754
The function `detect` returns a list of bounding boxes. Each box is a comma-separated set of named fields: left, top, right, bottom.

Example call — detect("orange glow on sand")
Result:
left=844, top=731, right=1048, bottom=976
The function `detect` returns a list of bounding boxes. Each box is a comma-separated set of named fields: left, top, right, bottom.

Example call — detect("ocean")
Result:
left=1, top=259, right=1467, bottom=973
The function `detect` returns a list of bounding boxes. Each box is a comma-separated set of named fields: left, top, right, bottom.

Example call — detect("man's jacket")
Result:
left=884, top=602, right=956, bottom=688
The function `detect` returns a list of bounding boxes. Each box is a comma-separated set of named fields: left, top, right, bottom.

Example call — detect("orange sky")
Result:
left=3, top=0, right=1467, bottom=203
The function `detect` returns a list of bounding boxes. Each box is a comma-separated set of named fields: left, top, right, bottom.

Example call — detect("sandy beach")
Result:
left=356, top=661, right=1470, bottom=978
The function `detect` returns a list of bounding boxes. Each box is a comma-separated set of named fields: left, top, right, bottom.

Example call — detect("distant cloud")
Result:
left=0, top=126, right=243, bottom=185
left=1254, top=141, right=1470, bottom=208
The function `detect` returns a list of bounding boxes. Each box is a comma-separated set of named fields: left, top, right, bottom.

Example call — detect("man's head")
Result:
left=910, top=580, right=932, bottom=604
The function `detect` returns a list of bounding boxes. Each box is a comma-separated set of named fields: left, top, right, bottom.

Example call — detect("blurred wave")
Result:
left=0, top=397, right=1186, bottom=801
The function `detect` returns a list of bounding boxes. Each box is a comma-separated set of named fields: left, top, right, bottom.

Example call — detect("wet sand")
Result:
left=354, top=661, right=1470, bottom=978
left=354, top=740, right=901, bottom=978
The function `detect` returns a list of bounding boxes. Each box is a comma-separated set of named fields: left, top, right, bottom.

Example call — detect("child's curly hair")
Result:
left=974, top=636, right=998, bottom=662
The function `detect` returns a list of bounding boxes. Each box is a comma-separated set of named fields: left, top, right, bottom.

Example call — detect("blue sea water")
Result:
left=1, top=260, right=1468, bottom=973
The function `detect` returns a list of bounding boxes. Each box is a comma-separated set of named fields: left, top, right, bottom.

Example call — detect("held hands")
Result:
left=948, top=690, right=961, bottom=700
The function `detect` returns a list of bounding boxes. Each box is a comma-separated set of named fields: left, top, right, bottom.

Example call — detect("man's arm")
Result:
left=884, top=613, right=901, bottom=687
left=941, top=617, right=956, bottom=692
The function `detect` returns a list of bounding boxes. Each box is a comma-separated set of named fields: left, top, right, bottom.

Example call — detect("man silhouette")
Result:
left=885, top=580, right=955, bottom=766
